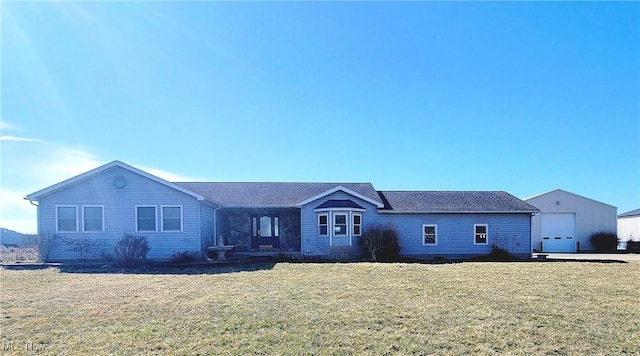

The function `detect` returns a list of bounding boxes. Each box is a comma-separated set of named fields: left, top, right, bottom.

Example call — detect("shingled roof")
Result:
left=378, top=191, right=539, bottom=213
left=174, top=182, right=382, bottom=208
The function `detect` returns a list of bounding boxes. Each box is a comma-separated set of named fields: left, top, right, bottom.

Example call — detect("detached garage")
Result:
left=525, top=189, right=617, bottom=253
left=618, top=208, right=640, bottom=242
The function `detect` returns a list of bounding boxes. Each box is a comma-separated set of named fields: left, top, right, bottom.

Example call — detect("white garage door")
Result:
left=541, top=213, right=576, bottom=253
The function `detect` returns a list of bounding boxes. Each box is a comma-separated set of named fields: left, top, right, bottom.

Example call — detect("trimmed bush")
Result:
left=114, top=234, right=150, bottom=267
left=589, top=231, right=618, bottom=252
left=360, top=224, right=400, bottom=261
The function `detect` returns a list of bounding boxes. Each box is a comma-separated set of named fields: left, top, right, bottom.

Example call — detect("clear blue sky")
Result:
left=1, top=1, right=639, bottom=234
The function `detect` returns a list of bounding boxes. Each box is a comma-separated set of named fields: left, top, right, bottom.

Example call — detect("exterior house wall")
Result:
left=36, top=166, right=202, bottom=261
left=377, top=213, right=532, bottom=259
left=29, top=161, right=538, bottom=261
left=526, top=190, right=617, bottom=252
left=618, top=216, right=640, bottom=242
left=300, top=191, right=381, bottom=256
left=200, top=203, right=215, bottom=251
left=300, top=191, right=532, bottom=259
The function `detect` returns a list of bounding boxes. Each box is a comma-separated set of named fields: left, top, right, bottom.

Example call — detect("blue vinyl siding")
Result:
left=302, top=192, right=531, bottom=258
left=36, top=166, right=202, bottom=260
left=377, top=213, right=532, bottom=258
left=301, top=191, right=532, bottom=258
left=33, top=163, right=534, bottom=261
left=200, top=203, right=215, bottom=252
left=300, top=191, right=382, bottom=256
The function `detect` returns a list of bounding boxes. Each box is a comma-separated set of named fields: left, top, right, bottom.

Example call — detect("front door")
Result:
left=251, top=215, right=280, bottom=249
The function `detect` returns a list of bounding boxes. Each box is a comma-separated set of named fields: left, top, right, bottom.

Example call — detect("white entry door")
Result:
left=541, top=213, right=576, bottom=253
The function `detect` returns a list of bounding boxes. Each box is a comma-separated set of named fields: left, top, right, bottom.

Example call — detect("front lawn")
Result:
left=1, top=262, right=638, bottom=354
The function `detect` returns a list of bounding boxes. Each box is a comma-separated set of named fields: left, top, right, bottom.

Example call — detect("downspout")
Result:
left=531, top=212, right=537, bottom=254
left=201, top=204, right=223, bottom=260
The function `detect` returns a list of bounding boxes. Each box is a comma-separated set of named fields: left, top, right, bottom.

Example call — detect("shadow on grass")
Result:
left=2, top=254, right=628, bottom=274
left=2, top=261, right=278, bottom=275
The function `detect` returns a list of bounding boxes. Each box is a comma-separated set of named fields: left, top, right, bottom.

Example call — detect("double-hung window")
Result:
left=353, top=214, right=362, bottom=236
left=318, top=214, right=328, bottom=236
left=314, top=200, right=366, bottom=246
left=83, top=206, right=104, bottom=232
left=474, top=224, right=488, bottom=245
left=161, top=206, right=183, bottom=232
left=423, top=224, right=437, bottom=245
left=136, top=206, right=157, bottom=232
left=56, top=205, right=78, bottom=232
left=333, top=213, right=348, bottom=236
left=315, top=211, right=364, bottom=240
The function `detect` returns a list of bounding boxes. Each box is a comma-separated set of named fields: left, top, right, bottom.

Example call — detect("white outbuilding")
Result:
left=525, top=189, right=617, bottom=253
left=618, top=208, right=640, bottom=242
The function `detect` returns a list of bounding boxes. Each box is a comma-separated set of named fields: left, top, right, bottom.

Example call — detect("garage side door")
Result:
left=541, top=213, right=576, bottom=253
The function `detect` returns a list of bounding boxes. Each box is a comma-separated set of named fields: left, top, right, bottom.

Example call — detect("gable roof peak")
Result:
left=25, top=160, right=207, bottom=202
left=524, top=188, right=616, bottom=208
left=296, top=185, right=384, bottom=208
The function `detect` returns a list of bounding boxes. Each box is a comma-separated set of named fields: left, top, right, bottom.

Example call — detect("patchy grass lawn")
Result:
left=1, top=262, right=639, bottom=355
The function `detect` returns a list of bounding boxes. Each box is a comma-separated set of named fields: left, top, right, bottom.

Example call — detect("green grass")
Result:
left=1, top=262, right=639, bottom=355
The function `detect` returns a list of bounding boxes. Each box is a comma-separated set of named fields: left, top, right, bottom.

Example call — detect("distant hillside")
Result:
left=0, top=228, right=35, bottom=248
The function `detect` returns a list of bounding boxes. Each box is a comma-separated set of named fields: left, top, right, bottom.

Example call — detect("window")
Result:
left=56, top=206, right=78, bottom=232
left=353, top=214, right=362, bottom=236
left=317, top=211, right=363, bottom=238
left=253, top=216, right=279, bottom=237
left=318, top=214, right=328, bottom=236
left=260, top=216, right=272, bottom=237
left=162, top=206, right=182, bottom=232
left=334, top=213, right=348, bottom=236
left=136, top=206, right=157, bottom=232
left=423, top=224, right=437, bottom=245
left=474, top=224, right=488, bottom=245
left=83, top=206, right=104, bottom=232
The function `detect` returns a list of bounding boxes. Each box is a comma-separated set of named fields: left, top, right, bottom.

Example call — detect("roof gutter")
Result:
left=377, top=210, right=540, bottom=214
left=24, top=197, right=38, bottom=207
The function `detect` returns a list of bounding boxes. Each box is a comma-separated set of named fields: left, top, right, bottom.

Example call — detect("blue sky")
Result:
left=1, top=1, right=639, bottom=234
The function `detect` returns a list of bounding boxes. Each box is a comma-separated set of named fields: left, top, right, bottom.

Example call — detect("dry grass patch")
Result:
left=0, top=247, right=39, bottom=263
left=1, top=262, right=639, bottom=355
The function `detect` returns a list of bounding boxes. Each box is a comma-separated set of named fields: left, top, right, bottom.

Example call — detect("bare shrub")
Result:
left=590, top=231, right=618, bottom=252
left=24, top=233, right=60, bottom=262
left=0, top=247, right=39, bottom=263
left=62, top=235, right=107, bottom=261
left=360, top=224, right=400, bottom=261
left=114, top=234, right=150, bottom=267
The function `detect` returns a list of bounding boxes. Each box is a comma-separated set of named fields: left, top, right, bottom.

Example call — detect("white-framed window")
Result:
left=334, top=213, right=348, bottom=236
left=474, top=224, right=488, bottom=245
left=318, top=214, right=328, bottom=236
left=56, top=205, right=78, bottom=233
left=83, top=205, right=104, bottom=232
left=353, top=213, right=362, bottom=236
left=422, top=224, right=437, bottom=245
left=314, top=209, right=365, bottom=245
left=161, top=205, right=183, bottom=232
left=136, top=205, right=157, bottom=232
